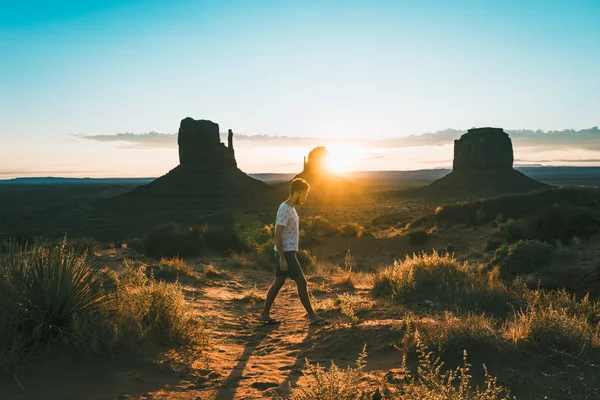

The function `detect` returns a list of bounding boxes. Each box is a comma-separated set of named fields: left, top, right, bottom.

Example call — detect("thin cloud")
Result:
left=73, top=126, right=600, bottom=151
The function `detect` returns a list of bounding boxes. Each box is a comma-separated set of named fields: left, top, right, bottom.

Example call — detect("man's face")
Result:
left=296, top=190, right=309, bottom=205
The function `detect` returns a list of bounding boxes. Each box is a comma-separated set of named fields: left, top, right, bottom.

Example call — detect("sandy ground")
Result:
left=0, top=251, right=387, bottom=400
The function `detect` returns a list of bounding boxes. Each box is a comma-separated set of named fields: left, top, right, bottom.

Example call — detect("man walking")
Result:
left=260, top=178, right=327, bottom=325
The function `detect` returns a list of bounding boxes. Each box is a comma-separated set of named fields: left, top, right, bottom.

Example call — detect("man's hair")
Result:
left=290, top=178, right=310, bottom=196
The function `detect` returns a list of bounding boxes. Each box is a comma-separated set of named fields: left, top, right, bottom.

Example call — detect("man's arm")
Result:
left=275, top=224, right=288, bottom=272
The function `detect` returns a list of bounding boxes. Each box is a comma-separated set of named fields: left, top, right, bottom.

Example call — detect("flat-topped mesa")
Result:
left=177, top=117, right=236, bottom=168
left=453, top=127, right=513, bottom=172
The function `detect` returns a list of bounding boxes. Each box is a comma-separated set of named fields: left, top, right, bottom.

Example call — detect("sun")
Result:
left=325, top=147, right=354, bottom=172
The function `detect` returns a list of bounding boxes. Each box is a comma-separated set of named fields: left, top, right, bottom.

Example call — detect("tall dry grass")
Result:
left=0, top=239, right=209, bottom=373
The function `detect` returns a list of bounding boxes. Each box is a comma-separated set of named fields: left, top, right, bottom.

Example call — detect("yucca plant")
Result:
left=0, top=238, right=108, bottom=340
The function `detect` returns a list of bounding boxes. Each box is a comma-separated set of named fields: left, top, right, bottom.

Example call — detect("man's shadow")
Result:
left=274, top=325, right=318, bottom=397
left=214, top=324, right=281, bottom=400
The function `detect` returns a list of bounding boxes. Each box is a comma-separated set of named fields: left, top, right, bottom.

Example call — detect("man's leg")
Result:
left=292, top=275, right=321, bottom=323
left=261, top=275, right=287, bottom=320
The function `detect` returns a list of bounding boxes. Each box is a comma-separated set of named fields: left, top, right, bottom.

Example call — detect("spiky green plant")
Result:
left=2, top=239, right=108, bottom=334
left=0, top=239, right=108, bottom=371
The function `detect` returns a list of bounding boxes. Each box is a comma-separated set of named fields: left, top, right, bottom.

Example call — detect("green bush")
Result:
left=0, top=240, right=108, bottom=372
left=69, top=236, right=102, bottom=256
left=483, top=236, right=504, bottom=252
left=491, top=240, right=554, bottom=278
left=201, top=224, right=250, bottom=254
left=145, top=223, right=202, bottom=258
left=415, top=187, right=600, bottom=228
left=527, top=205, right=600, bottom=243
left=407, top=229, right=430, bottom=245
left=144, top=223, right=249, bottom=259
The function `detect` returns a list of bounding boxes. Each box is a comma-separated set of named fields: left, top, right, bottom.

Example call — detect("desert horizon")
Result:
left=2, top=1, right=600, bottom=399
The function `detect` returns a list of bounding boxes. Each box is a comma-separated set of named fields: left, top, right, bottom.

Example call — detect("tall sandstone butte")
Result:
left=453, top=127, right=514, bottom=171
left=294, top=146, right=357, bottom=201
left=114, top=117, right=272, bottom=205
left=177, top=118, right=237, bottom=168
left=406, top=127, right=547, bottom=200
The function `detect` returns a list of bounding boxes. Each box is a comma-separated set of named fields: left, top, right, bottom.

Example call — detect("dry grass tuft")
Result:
left=234, top=285, right=265, bottom=303
left=203, top=263, right=231, bottom=280
left=0, top=240, right=209, bottom=373
left=286, top=335, right=513, bottom=399
left=506, top=289, right=600, bottom=358
left=336, top=293, right=372, bottom=324
left=152, top=256, right=194, bottom=282
left=373, top=252, right=524, bottom=317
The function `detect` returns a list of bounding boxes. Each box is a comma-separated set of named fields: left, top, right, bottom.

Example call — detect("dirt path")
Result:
left=0, top=259, right=369, bottom=400
left=192, top=270, right=333, bottom=400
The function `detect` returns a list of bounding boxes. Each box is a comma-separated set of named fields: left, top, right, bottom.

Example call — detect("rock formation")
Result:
left=453, top=128, right=513, bottom=171
left=404, top=127, right=547, bottom=200
left=111, top=117, right=273, bottom=210
left=294, top=146, right=357, bottom=200
left=301, top=146, right=329, bottom=176
left=177, top=118, right=237, bottom=168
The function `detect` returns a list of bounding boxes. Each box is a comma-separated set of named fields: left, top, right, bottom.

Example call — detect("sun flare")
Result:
left=325, top=146, right=359, bottom=172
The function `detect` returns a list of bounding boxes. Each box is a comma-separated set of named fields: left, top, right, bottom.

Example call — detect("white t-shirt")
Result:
left=274, top=202, right=299, bottom=252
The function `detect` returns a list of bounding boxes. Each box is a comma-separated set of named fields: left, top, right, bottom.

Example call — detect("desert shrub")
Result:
left=0, top=242, right=209, bottom=373
left=483, top=236, right=504, bottom=252
left=416, top=187, right=600, bottom=228
left=69, top=236, right=102, bottom=256
left=252, top=224, right=274, bottom=245
left=0, top=235, right=34, bottom=255
left=151, top=257, right=193, bottom=282
left=286, top=346, right=381, bottom=400
left=200, top=224, right=250, bottom=254
left=228, top=252, right=254, bottom=269
left=373, top=252, right=524, bottom=317
left=110, top=279, right=205, bottom=347
left=498, top=219, right=526, bottom=243
left=144, top=223, right=249, bottom=258
left=124, top=238, right=146, bottom=254
left=304, top=216, right=338, bottom=237
left=372, top=213, right=409, bottom=227
left=374, top=252, right=472, bottom=299
left=234, top=285, right=264, bottom=303
left=300, top=229, right=322, bottom=248
left=72, top=274, right=208, bottom=352
left=286, top=339, right=512, bottom=400
left=527, top=205, right=600, bottom=243
left=339, top=223, right=364, bottom=238
left=491, top=240, right=554, bottom=278
left=407, top=229, right=429, bottom=245
left=296, top=249, right=317, bottom=269
left=408, top=312, right=501, bottom=358
left=203, top=263, right=231, bottom=280
left=145, top=223, right=202, bottom=258
left=400, top=332, right=514, bottom=399
left=0, top=240, right=109, bottom=372
left=336, top=294, right=371, bottom=323
left=334, top=249, right=358, bottom=289
left=506, top=289, right=600, bottom=357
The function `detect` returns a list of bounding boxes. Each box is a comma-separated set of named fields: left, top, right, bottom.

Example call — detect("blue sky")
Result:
left=1, top=0, right=599, bottom=177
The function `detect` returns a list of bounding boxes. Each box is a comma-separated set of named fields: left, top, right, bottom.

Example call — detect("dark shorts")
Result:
left=274, top=250, right=305, bottom=280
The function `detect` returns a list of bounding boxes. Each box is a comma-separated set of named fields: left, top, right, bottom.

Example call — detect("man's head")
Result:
left=289, top=178, right=310, bottom=206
